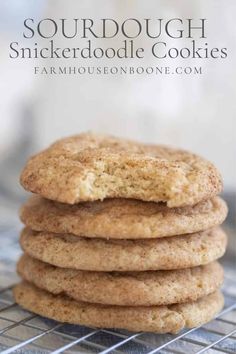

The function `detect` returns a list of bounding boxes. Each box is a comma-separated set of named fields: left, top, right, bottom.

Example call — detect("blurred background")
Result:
left=0, top=0, right=235, bottom=256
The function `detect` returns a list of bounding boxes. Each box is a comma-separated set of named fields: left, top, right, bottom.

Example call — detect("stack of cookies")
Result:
left=14, top=133, right=228, bottom=334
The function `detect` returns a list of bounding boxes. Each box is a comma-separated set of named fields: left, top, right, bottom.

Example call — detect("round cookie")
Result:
left=14, top=282, right=224, bottom=334
left=20, top=132, right=222, bottom=207
left=20, top=227, right=227, bottom=271
left=18, top=255, right=224, bottom=306
left=20, top=196, right=227, bottom=239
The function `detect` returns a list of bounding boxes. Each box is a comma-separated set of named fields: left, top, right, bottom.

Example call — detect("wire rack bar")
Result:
left=195, top=328, right=236, bottom=354
left=50, top=330, right=100, bottom=354
left=217, top=318, right=236, bottom=326
left=99, top=332, right=141, bottom=354
left=180, top=337, right=234, bottom=354
left=0, top=314, right=36, bottom=336
left=0, top=324, right=62, bottom=354
left=0, top=304, right=16, bottom=313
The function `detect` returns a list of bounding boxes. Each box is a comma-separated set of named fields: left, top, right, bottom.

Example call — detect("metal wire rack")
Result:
left=0, top=225, right=236, bottom=354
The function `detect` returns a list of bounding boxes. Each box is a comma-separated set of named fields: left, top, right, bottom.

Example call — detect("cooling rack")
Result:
left=0, top=224, right=235, bottom=354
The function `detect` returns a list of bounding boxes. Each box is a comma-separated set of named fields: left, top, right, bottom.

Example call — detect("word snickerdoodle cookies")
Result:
left=14, top=133, right=227, bottom=334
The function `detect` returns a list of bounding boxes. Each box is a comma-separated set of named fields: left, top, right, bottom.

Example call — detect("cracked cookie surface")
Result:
left=20, top=133, right=222, bottom=207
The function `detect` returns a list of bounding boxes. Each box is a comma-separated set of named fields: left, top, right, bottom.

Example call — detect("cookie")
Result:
left=18, top=255, right=224, bottom=306
left=13, top=282, right=224, bottom=334
left=20, top=228, right=227, bottom=271
left=20, top=133, right=222, bottom=207
left=20, top=196, right=227, bottom=239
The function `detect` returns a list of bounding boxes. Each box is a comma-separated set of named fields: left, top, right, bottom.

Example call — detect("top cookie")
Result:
left=20, top=133, right=222, bottom=207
